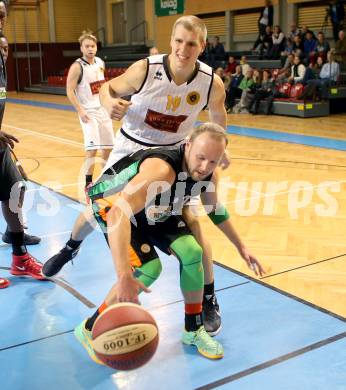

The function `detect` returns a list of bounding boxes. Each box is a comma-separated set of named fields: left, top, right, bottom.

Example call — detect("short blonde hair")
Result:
left=172, top=15, right=207, bottom=44
left=189, top=122, right=228, bottom=146
left=78, top=30, right=97, bottom=45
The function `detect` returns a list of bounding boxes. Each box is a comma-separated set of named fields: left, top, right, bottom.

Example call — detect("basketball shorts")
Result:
left=93, top=196, right=192, bottom=268
left=79, top=107, right=114, bottom=151
left=0, top=147, right=25, bottom=201
left=103, top=131, right=147, bottom=172
left=103, top=130, right=186, bottom=173
left=131, top=211, right=192, bottom=265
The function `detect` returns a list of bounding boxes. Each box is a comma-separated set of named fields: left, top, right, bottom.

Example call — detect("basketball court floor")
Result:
left=0, top=93, right=345, bottom=389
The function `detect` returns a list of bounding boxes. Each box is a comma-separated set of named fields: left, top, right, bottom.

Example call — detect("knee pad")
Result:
left=134, top=258, right=162, bottom=288
left=170, top=235, right=204, bottom=292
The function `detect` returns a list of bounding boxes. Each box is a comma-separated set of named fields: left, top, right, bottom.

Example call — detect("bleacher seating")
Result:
left=46, top=67, right=128, bottom=87
left=272, top=100, right=330, bottom=118
left=289, top=84, right=304, bottom=99
left=271, top=83, right=328, bottom=117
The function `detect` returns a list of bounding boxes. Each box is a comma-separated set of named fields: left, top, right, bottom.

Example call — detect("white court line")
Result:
left=223, top=179, right=346, bottom=206
left=26, top=182, right=83, bottom=192
left=3, top=123, right=83, bottom=147
left=38, top=230, right=72, bottom=239
left=220, top=181, right=265, bottom=196
left=52, top=182, right=83, bottom=189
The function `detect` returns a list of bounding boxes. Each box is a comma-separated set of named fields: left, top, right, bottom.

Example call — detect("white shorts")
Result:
left=79, top=107, right=114, bottom=151
left=103, top=130, right=185, bottom=173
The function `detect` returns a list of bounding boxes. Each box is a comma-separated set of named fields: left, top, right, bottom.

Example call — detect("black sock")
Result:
left=203, top=281, right=215, bottom=302
left=85, top=301, right=108, bottom=331
left=85, top=175, right=93, bottom=187
left=66, top=236, right=82, bottom=250
left=185, top=312, right=203, bottom=332
left=85, top=309, right=100, bottom=331
left=9, top=231, right=27, bottom=256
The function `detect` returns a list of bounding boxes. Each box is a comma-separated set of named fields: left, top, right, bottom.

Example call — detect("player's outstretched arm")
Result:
left=200, top=173, right=265, bottom=277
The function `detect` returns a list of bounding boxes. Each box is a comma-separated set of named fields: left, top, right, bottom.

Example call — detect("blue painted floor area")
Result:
left=7, top=97, right=74, bottom=112
left=218, top=337, right=346, bottom=390
left=226, top=125, right=346, bottom=151
left=0, top=182, right=345, bottom=390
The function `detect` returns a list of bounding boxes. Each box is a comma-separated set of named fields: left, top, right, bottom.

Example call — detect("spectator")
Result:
left=288, top=55, right=306, bottom=84
left=329, top=0, right=345, bottom=42
left=280, top=37, right=294, bottom=66
left=277, top=67, right=292, bottom=85
left=238, top=69, right=262, bottom=113
left=226, top=65, right=243, bottom=110
left=303, top=30, right=317, bottom=64
left=199, top=37, right=211, bottom=64
left=315, top=31, right=330, bottom=62
left=305, top=51, right=340, bottom=99
left=287, top=22, right=301, bottom=40
left=335, top=30, right=346, bottom=64
left=268, top=25, right=285, bottom=59
left=209, top=36, right=225, bottom=68
left=302, top=56, right=325, bottom=84
left=249, top=70, right=275, bottom=114
left=300, top=26, right=315, bottom=41
left=283, top=52, right=295, bottom=69
left=258, top=0, right=273, bottom=36
left=314, top=56, right=326, bottom=76
left=232, top=69, right=255, bottom=113
left=215, top=67, right=230, bottom=91
left=317, top=50, right=339, bottom=81
left=224, top=56, right=237, bottom=75
left=292, top=35, right=304, bottom=54
left=253, top=25, right=272, bottom=59
left=240, top=55, right=251, bottom=76
left=149, top=46, right=159, bottom=56
left=0, top=31, right=8, bottom=62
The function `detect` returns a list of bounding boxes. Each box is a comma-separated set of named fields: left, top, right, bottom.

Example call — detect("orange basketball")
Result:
left=92, top=303, right=159, bottom=370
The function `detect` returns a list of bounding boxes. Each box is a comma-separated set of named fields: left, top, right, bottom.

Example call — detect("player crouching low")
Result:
left=75, top=123, right=265, bottom=362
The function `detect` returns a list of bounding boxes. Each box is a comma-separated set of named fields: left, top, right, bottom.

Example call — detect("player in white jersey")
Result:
left=43, top=16, right=230, bottom=336
left=66, top=30, right=114, bottom=191
left=103, top=53, right=216, bottom=170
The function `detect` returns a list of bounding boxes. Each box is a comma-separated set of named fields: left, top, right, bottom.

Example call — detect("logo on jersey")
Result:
left=166, top=95, right=181, bottom=112
left=145, top=108, right=187, bottom=133
left=177, top=220, right=186, bottom=228
left=154, top=71, right=163, bottom=80
left=140, top=244, right=151, bottom=254
left=186, top=91, right=200, bottom=105
left=146, top=205, right=172, bottom=223
left=89, top=80, right=106, bottom=95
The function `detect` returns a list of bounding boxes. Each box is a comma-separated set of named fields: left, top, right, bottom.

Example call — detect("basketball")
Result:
left=91, top=303, right=159, bottom=370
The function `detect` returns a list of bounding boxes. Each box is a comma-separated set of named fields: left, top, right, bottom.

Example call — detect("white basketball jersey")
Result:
left=75, top=56, right=106, bottom=110
left=122, top=54, right=214, bottom=145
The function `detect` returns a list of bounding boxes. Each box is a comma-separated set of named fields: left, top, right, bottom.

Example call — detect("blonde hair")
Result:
left=78, top=30, right=97, bottom=45
left=189, top=122, right=228, bottom=146
left=172, top=15, right=207, bottom=44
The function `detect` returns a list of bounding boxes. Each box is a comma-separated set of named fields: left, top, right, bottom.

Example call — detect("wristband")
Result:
left=208, top=205, right=230, bottom=225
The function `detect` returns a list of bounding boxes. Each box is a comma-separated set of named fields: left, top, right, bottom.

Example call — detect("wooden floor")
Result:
left=3, top=92, right=346, bottom=319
